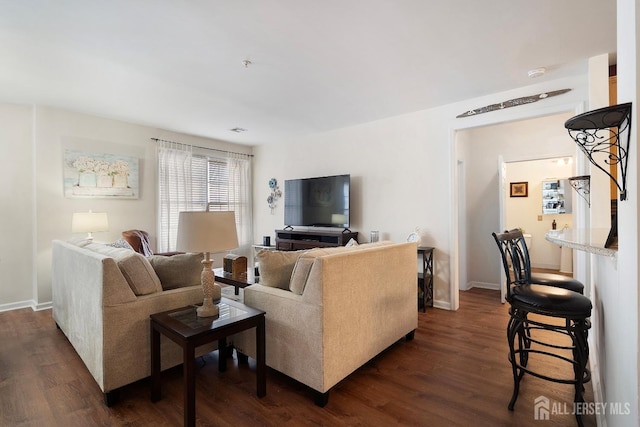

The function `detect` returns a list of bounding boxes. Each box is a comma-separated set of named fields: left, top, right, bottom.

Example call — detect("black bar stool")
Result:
left=505, top=229, right=584, bottom=294
left=492, top=229, right=592, bottom=427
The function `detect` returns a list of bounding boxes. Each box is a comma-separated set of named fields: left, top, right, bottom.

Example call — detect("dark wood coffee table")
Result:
left=214, top=267, right=257, bottom=295
left=150, top=298, right=265, bottom=427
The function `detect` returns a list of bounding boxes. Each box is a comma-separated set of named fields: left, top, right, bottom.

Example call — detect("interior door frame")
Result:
left=498, top=155, right=507, bottom=303
left=449, top=101, right=586, bottom=311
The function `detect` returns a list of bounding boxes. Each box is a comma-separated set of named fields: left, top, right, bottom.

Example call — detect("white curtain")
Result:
left=227, top=153, right=253, bottom=259
left=157, top=141, right=193, bottom=252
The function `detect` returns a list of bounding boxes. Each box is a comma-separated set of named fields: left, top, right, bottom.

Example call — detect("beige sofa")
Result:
left=233, top=241, right=418, bottom=406
left=51, top=239, right=216, bottom=405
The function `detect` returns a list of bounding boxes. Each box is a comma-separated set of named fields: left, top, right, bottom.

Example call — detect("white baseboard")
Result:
left=34, top=301, right=52, bottom=311
left=0, top=300, right=52, bottom=313
left=433, top=299, right=451, bottom=310
left=466, top=281, right=500, bottom=291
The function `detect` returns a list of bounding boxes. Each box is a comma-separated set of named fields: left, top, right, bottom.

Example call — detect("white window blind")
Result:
left=207, top=158, right=230, bottom=211
left=191, top=155, right=209, bottom=212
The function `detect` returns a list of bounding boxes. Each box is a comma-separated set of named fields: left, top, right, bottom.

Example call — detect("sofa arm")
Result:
left=242, top=284, right=322, bottom=340
left=233, top=284, right=324, bottom=390
left=101, top=284, right=215, bottom=392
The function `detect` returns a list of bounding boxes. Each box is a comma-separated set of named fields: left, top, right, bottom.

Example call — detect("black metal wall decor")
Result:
left=568, top=175, right=591, bottom=207
left=564, top=103, right=632, bottom=201
left=456, top=89, right=571, bottom=118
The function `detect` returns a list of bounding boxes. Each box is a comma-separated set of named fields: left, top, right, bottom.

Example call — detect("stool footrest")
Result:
left=510, top=348, right=592, bottom=385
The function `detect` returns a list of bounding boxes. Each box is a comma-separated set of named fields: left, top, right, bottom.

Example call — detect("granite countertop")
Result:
left=545, top=228, right=617, bottom=258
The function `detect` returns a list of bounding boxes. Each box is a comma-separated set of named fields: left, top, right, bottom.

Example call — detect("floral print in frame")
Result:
left=63, top=149, right=139, bottom=199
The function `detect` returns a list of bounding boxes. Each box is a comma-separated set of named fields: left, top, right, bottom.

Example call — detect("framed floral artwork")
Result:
left=510, top=181, right=528, bottom=198
left=63, top=149, right=139, bottom=199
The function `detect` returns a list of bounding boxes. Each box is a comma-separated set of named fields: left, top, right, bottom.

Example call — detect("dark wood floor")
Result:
left=0, top=288, right=594, bottom=426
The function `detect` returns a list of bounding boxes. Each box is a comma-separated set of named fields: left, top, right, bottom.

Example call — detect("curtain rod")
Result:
left=150, top=138, right=254, bottom=158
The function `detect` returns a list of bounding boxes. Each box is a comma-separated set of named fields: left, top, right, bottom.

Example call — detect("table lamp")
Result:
left=72, top=211, right=109, bottom=241
left=176, top=211, right=239, bottom=317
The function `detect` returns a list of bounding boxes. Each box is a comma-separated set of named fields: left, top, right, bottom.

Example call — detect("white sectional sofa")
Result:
left=51, top=239, right=216, bottom=405
left=233, top=241, right=418, bottom=405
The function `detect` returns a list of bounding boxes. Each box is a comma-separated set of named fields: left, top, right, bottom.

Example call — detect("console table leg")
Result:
left=236, top=350, right=249, bottom=364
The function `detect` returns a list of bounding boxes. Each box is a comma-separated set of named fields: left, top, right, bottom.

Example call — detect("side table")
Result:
left=418, top=246, right=434, bottom=311
left=150, top=298, right=265, bottom=427
left=214, top=267, right=256, bottom=295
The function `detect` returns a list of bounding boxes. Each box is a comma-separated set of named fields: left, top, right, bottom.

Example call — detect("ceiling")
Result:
left=0, top=0, right=617, bottom=145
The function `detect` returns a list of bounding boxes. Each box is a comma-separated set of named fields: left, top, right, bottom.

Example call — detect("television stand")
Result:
left=275, top=229, right=358, bottom=251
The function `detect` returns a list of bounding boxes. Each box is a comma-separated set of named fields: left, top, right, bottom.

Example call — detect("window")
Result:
left=157, top=142, right=252, bottom=257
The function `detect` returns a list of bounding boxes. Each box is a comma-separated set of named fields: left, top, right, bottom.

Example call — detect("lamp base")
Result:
left=196, top=297, right=219, bottom=317
left=197, top=257, right=221, bottom=317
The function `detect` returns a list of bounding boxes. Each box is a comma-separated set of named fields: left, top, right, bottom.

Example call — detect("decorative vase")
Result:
left=78, top=172, right=97, bottom=187
left=97, top=174, right=113, bottom=188
left=113, top=174, right=128, bottom=188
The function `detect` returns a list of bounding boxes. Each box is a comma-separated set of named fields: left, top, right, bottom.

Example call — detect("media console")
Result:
left=275, top=229, right=358, bottom=251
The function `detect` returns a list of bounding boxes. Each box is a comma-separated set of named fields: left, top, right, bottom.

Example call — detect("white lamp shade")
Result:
left=72, top=212, right=109, bottom=233
left=176, top=211, right=239, bottom=253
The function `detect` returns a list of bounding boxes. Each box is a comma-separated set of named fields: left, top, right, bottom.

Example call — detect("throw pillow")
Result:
left=148, top=253, right=204, bottom=290
left=345, top=238, right=359, bottom=247
left=257, top=249, right=306, bottom=290
left=289, top=255, right=315, bottom=295
left=106, top=238, right=134, bottom=250
left=117, top=252, right=162, bottom=295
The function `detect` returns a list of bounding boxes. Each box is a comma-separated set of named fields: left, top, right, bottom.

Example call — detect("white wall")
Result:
left=0, top=104, right=252, bottom=310
left=597, top=0, right=640, bottom=425
left=253, top=108, right=458, bottom=308
left=252, top=75, right=590, bottom=309
left=0, top=104, right=34, bottom=309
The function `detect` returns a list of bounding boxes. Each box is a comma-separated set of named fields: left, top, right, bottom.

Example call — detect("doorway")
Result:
left=452, top=109, right=581, bottom=309
left=503, top=157, right=575, bottom=266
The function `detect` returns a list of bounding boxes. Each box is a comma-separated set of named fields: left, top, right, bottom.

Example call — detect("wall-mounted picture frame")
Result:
left=63, top=149, right=139, bottom=199
left=510, top=181, right=528, bottom=198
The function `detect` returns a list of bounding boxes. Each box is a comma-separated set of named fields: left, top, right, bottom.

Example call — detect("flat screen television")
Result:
left=284, top=174, right=350, bottom=228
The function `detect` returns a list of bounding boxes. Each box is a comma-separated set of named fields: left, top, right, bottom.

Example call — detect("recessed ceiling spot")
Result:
left=242, top=60, right=252, bottom=68
left=230, top=127, right=247, bottom=133
left=528, top=67, right=546, bottom=78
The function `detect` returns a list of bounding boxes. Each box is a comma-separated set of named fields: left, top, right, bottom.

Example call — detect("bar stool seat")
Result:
left=511, top=284, right=591, bottom=317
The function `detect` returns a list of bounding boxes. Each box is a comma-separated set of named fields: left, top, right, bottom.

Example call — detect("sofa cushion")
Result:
left=148, top=253, right=204, bottom=290
left=117, top=252, right=162, bottom=295
left=257, top=249, right=306, bottom=290
left=289, top=255, right=316, bottom=295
